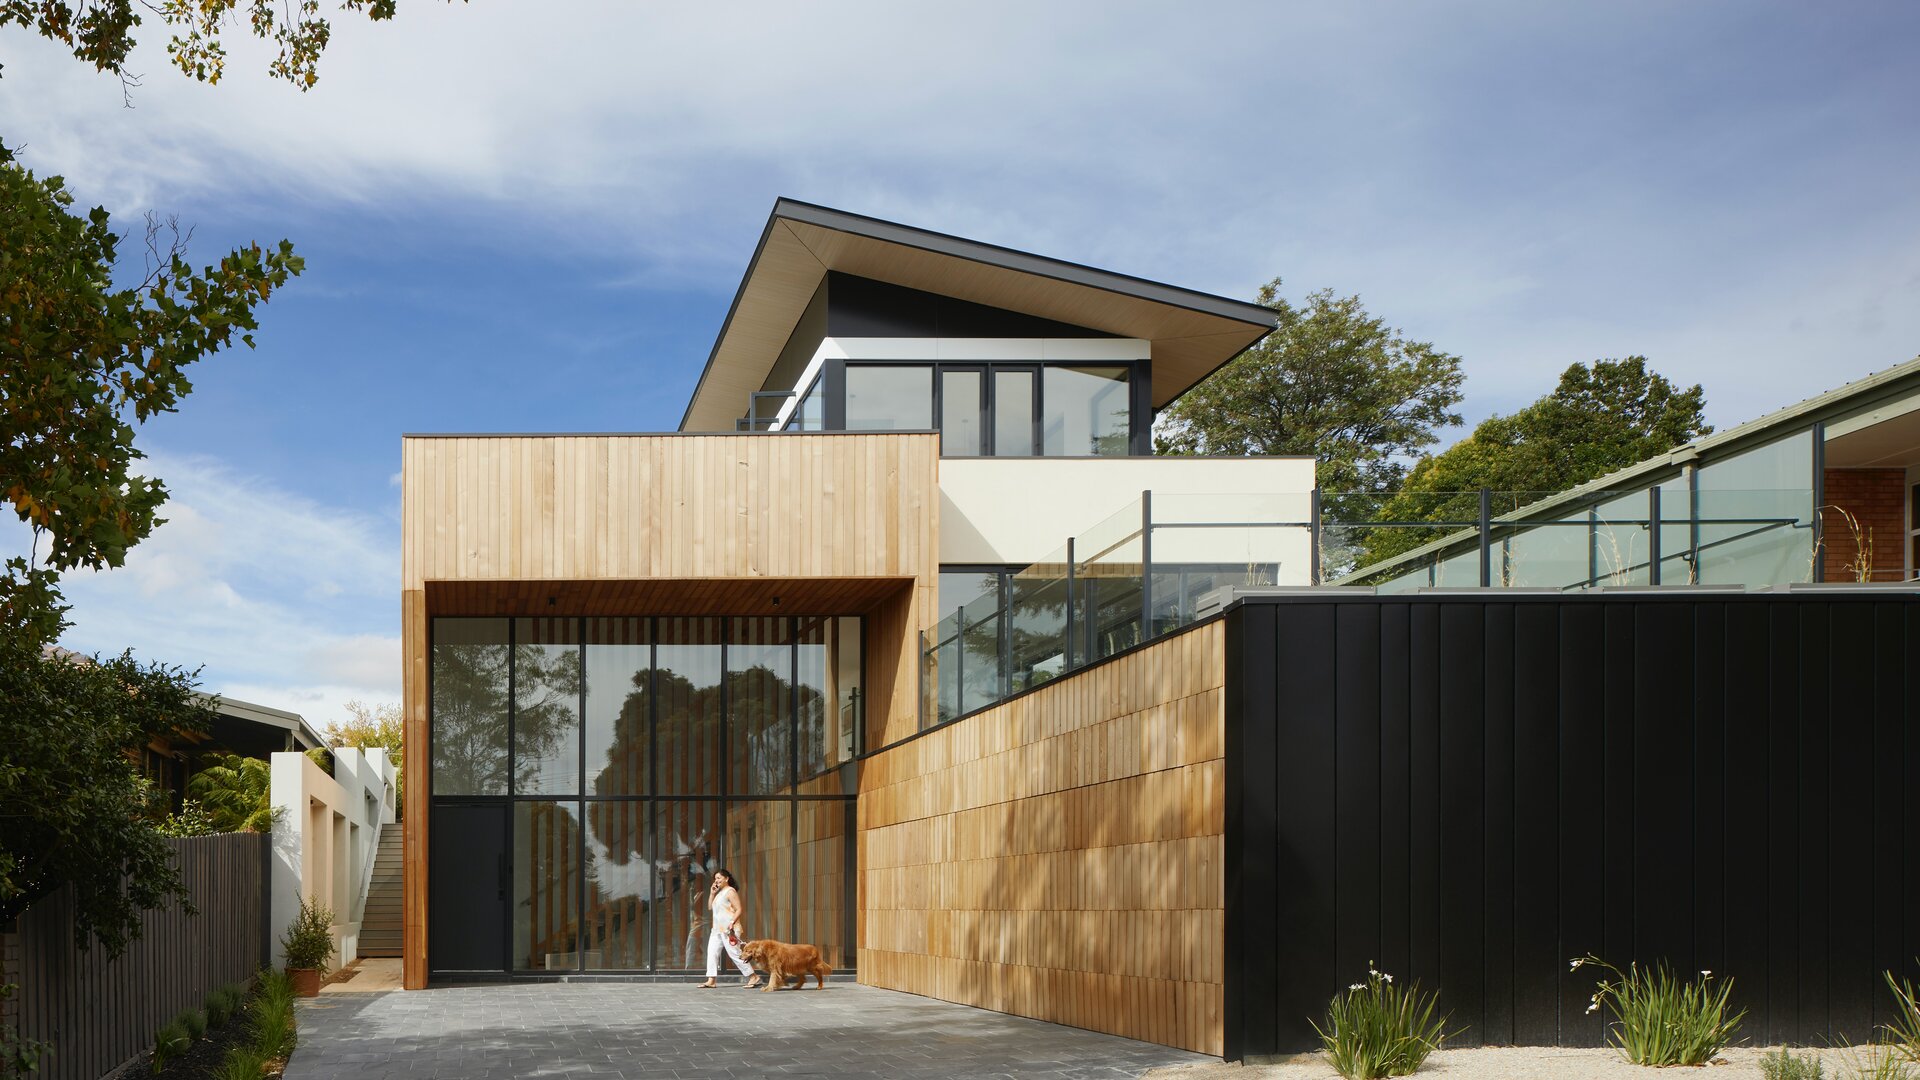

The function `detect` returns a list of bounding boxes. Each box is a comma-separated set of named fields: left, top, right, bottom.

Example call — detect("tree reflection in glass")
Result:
left=513, top=618, right=581, bottom=794
left=429, top=618, right=511, bottom=795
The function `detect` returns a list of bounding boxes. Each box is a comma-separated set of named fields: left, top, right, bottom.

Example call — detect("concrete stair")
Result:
left=359, top=823, right=404, bottom=958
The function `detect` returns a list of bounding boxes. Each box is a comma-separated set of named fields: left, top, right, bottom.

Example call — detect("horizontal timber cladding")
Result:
left=400, top=433, right=941, bottom=987
left=1223, top=592, right=1920, bottom=1059
left=858, top=620, right=1228, bottom=1056
left=7, top=833, right=268, bottom=1080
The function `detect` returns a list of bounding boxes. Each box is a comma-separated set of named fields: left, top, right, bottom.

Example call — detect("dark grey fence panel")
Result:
left=8, top=831, right=268, bottom=1080
left=1222, top=592, right=1920, bottom=1060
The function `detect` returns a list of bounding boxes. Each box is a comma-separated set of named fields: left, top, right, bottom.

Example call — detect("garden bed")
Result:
left=1151, top=1045, right=1888, bottom=1079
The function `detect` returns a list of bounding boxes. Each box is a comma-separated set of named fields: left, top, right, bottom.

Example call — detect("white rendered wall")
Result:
left=938, top=456, right=1317, bottom=581
left=269, top=747, right=395, bottom=969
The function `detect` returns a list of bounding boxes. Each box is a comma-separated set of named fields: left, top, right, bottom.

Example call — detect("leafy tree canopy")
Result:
left=1358, top=356, right=1713, bottom=566
left=326, top=699, right=404, bottom=812
left=2, top=162, right=303, bottom=647
left=0, top=0, right=444, bottom=90
left=0, top=638, right=210, bottom=955
left=1156, top=280, right=1466, bottom=495
left=187, top=753, right=276, bottom=834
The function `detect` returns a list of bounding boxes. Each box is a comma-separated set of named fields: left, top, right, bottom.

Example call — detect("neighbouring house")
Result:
left=400, top=199, right=1920, bottom=1059
left=135, top=693, right=327, bottom=815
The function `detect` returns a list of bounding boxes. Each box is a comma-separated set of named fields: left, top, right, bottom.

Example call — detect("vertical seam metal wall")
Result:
left=1222, top=592, right=1920, bottom=1059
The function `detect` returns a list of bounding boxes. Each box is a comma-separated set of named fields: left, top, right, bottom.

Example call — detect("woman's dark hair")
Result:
left=710, top=867, right=737, bottom=891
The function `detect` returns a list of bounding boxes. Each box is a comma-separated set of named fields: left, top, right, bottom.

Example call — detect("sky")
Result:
left=4, top=1, right=1918, bottom=727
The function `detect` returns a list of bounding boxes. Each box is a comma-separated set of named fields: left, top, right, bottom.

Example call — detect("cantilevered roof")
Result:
left=679, top=199, right=1279, bottom=432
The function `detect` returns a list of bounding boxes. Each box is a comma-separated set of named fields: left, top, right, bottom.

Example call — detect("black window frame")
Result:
left=821, top=358, right=1152, bottom=457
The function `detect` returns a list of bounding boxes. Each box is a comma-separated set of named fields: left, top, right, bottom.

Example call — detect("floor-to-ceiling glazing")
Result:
left=427, top=614, right=862, bottom=976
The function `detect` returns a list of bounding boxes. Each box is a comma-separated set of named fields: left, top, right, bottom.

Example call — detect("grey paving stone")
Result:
left=284, top=983, right=1211, bottom=1080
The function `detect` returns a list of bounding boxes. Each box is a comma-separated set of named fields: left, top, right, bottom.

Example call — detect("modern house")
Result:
left=401, top=200, right=1920, bottom=1060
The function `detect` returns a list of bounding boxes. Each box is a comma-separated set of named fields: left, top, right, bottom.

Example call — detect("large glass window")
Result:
left=839, top=360, right=1134, bottom=457
left=655, top=617, right=723, bottom=795
left=728, top=617, right=792, bottom=796
left=513, top=800, right=580, bottom=971
left=429, top=615, right=861, bottom=974
left=513, top=618, right=581, bottom=795
left=581, top=801, right=651, bottom=970
left=940, top=368, right=984, bottom=456
left=1043, top=365, right=1132, bottom=456
left=845, top=365, right=933, bottom=431
left=430, top=618, right=510, bottom=796
left=994, top=369, right=1036, bottom=456
left=584, top=618, right=649, bottom=797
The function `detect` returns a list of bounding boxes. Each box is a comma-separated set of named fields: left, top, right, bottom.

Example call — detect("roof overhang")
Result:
left=680, top=199, right=1278, bottom=432
left=197, top=693, right=328, bottom=752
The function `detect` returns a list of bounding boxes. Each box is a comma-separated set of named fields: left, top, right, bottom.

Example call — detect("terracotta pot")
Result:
left=289, top=967, right=322, bottom=998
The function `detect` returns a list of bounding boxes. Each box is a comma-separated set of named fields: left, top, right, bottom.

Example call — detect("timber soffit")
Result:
left=678, top=198, right=1281, bottom=432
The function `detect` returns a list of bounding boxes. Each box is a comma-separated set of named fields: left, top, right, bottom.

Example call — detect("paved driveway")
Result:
left=286, top=981, right=1214, bottom=1080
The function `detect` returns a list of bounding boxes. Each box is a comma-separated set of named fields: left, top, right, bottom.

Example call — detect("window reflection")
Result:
left=585, top=618, right=649, bottom=796
left=845, top=366, right=933, bottom=430
left=514, top=618, right=581, bottom=795
left=430, top=618, right=511, bottom=796
left=1043, top=365, right=1132, bottom=456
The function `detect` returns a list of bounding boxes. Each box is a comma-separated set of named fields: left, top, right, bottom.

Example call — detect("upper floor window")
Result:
left=832, top=360, right=1138, bottom=456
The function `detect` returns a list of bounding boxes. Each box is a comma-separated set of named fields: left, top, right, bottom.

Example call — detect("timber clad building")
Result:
left=401, top=200, right=1920, bottom=1059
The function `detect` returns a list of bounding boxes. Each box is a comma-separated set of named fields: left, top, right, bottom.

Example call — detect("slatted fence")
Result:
left=3, top=832, right=269, bottom=1080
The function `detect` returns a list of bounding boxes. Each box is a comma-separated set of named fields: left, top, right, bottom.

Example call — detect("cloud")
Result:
left=1, top=452, right=401, bottom=722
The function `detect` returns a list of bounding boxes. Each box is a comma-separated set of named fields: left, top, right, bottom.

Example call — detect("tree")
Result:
left=3, top=162, right=303, bottom=646
left=1358, top=357, right=1713, bottom=566
left=326, top=700, right=403, bottom=812
left=186, top=753, right=275, bottom=833
left=1156, top=280, right=1466, bottom=495
left=0, top=638, right=212, bottom=956
left=1, top=0, right=443, bottom=91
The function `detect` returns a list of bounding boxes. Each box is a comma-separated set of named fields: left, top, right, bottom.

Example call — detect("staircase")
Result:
left=359, top=823, right=404, bottom=958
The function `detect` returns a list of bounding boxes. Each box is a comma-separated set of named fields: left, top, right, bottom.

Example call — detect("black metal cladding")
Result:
left=1222, top=592, right=1920, bottom=1059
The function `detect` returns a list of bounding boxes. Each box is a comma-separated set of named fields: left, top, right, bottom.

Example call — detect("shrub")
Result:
left=280, top=895, right=336, bottom=974
left=209, top=1045, right=269, bottom=1080
left=154, top=798, right=221, bottom=837
left=178, top=1007, right=209, bottom=1041
left=1762, top=1049, right=1827, bottom=1080
left=150, top=1019, right=192, bottom=1074
left=1309, top=967, right=1453, bottom=1079
left=1571, top=954, right=1745, bottom=1066
left=205, top=984, right=240, bottom=1027
left=1883, top=969, right=1920, bottom=1061
left=248, top=969, right=297, bottom=1061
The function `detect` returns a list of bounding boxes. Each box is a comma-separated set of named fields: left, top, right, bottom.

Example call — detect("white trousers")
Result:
left=706, top=927, right=752, bottom=978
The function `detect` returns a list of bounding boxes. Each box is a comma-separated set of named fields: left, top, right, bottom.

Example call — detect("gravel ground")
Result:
left=1146, top=1044, right=1898, bottom=1080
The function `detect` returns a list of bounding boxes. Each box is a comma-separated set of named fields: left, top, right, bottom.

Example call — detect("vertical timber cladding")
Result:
left=399, top=433, right=942, bottom=988
left=1222, top=592, right=1920, bottom=1059
left=859, top=620, right=1229, bottom=1056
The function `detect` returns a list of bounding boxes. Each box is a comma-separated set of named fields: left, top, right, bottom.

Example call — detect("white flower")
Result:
left=1700, top=970, right=1712, bottom=978
left=1350, top=983, right=1366, bottom=992
left=1587, top=1001, right=1601, bottom=1014
left=1570, top=959, right=1585, bottom=971
left=1382, top=973, right=1393, bottom=983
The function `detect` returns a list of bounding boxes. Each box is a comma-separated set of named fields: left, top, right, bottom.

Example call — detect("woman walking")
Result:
left=698, top=868, right=761, bottom=988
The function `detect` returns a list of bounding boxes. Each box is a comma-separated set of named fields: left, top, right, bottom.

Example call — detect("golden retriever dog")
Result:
left=739, top=938, right=832, bottom=990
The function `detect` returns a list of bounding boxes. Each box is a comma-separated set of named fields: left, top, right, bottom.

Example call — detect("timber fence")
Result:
left=2, top=832, right=270, bottom=1080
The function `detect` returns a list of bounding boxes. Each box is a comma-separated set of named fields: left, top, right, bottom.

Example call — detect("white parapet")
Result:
left=269, top=747, right=396, bottom=969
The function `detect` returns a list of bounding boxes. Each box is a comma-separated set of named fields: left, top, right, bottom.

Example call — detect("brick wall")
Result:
left=1821, top=469, right=1908, bottom=582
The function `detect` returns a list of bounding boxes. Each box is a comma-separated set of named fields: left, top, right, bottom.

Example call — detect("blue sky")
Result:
left=4, top=1, right=1918, bottom=725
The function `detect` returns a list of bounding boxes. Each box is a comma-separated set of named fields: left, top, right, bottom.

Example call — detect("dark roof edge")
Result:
left=771, top=198, right=1281, bottom=329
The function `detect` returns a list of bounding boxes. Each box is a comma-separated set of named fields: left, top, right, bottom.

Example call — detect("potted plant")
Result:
left=281, top=896, right=337, bottom=997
